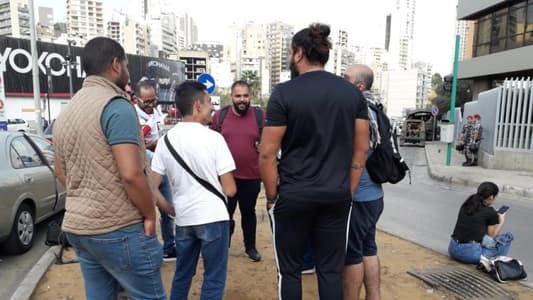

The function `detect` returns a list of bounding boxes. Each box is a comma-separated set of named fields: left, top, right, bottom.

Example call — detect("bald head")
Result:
left=344, top=64, right=374, bottom=91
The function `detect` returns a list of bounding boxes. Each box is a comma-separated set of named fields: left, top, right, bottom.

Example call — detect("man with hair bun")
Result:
left=260, top=23, right=370, bottom=299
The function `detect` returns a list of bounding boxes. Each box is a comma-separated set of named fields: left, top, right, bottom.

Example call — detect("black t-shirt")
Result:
left=451, top=205, right=500, bottom=243
left=266, top=70, right=368, bottom=202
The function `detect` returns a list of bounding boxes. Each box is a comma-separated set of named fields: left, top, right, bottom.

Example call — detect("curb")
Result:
left=424, top=147, right=533, bottom=199
left=9, top=246, right=59, bottom=300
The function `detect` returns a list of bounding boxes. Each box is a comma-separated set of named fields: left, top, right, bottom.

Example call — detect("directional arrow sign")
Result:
left=198, top=73, right=216, bottom=94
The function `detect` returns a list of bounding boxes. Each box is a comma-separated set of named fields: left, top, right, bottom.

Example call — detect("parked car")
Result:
left=43, top=119, right=55, bottom=143
left=7, top=118, right=29, bottom=132
left=0, top=131, right=65, bottom=254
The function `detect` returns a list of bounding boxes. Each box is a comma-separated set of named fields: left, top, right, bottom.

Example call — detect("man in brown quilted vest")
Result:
left=53, top=37, right=166, bottom=300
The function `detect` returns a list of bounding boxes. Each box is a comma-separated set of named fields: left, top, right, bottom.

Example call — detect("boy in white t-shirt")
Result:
left=151, top=81, right=237, bottom=300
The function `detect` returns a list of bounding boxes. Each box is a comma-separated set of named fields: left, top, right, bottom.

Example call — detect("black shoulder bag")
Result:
left=163, top=135, right=234, bottom=245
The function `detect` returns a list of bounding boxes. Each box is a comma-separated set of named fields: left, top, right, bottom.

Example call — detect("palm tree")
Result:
left=241, top=70, right=261, bottom=100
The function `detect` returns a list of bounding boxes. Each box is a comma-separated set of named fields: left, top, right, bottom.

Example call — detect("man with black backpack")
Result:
left=210, top=80, right=264, bottom=262
left=343, top=64, right=386, bottom=300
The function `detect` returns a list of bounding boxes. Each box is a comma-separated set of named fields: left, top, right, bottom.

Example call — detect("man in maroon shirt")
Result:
left=210, top=80, right=263, bottom=262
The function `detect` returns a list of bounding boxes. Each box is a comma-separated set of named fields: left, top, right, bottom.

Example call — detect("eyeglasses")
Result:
left=137, top=97, right=158, bottom=105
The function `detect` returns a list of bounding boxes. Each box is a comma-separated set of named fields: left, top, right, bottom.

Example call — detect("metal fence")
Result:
left=495, top=78, right=533, bottom=152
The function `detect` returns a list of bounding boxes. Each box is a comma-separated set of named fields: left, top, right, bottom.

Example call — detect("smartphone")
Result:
left=497, top=205, right=510, bottom=214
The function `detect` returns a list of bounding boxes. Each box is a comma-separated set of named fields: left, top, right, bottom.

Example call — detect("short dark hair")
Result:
left=175, top=81, right=207, bottom=116
left=82, top=37, right=126, bottom=76
left=134, top=79, right=156, bottom=97
left=231, top=80, right=250, bottom=92
left=292, top=23, right=332, bottom=66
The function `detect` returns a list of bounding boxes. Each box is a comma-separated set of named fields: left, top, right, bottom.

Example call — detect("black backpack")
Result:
left=217, top=105, right=264, bottom=138
left=365, top=102, right=410, bottom=184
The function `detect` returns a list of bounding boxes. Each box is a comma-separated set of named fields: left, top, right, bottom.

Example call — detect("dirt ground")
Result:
left=32, top=194, right=532, bottom=299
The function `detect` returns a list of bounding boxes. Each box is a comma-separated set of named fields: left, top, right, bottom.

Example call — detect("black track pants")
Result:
left=269, top=197, right=351, bottom=300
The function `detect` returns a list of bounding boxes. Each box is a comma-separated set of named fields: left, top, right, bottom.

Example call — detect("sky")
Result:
left=36, top=0, right=458, bottom=75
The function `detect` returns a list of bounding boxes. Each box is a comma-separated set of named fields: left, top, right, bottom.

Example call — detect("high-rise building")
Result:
left=266, top=22, right=293, bottom=90
left=107, top=12, right=125, bottom=45
left=326, top=28, right=355, bottom=76
left=147, top=12, right=178, bottom=58
left=241, top=22, right=268, bottom=59
left=66, top=0, right=104, bottom=43
left=385, top=0, right=416, bottom=70
left=176, top=13, right=198, bottom=48
left=123, top=17, right=151, bottom=56
left=189, top=42, right=224, bottom=59
left=413, top=61, right=433, bottom=109
left=456, top=20, right=475, bottom=62
left=37, top=6, right=54, bottom=42
left=0, top=0, right=30, bottom=39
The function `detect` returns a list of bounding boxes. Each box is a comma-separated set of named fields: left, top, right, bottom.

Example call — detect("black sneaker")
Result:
left=245, top=248, right=261, bottom=262
left=163, top=248, right=177, bottom=261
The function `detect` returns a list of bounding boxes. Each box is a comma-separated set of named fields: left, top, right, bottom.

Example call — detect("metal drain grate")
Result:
left=408, top=267, right=516, bottom=299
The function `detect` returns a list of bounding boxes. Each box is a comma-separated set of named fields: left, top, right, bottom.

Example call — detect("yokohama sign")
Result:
left=0, top=37, right=185, bottom=100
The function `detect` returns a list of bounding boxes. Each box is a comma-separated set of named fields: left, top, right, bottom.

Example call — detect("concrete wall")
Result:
left=481, top=149, right=533, bottom=172
left=458, top=45, right=533, bottom=79
left=463, top=88, right=499, bottom=155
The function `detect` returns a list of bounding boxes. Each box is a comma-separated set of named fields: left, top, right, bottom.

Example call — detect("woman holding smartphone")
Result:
left=448, top=181, right=514, bottom=264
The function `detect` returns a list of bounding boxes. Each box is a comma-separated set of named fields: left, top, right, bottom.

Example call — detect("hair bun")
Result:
left=309, top=23, right=330, bottom=39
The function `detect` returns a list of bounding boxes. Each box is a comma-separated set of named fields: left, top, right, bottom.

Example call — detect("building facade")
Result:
left=0, top=0, right=30, bottom=39
left=179, top=50, right=208, bottom=80
left=385, top=0, right=416, bottom=70
left=266, top=21, right=293, bottom=91
left=66, top=0, right=104, bottom=42
left=457, top=0, right=533, bottom=99
left=37, top=6, right=54, bottom=42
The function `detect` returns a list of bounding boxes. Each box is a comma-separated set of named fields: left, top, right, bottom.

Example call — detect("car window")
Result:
left=10, top=137, right=43, bottom=168
left=31, top=136, right=55, bottom=165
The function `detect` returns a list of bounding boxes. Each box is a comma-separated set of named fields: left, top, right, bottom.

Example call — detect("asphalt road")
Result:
left=379, top=146, right=533, bottom=277
left=0, top=214, right=62, bottom=299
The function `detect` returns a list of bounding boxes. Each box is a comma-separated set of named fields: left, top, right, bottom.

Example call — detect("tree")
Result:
left=240, top=70, right=261, bottom=99
left=430, top=75, right=474, bottom=118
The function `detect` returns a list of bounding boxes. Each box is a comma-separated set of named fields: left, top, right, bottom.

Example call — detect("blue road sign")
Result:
left=198, top=73, right=216, bottom=94
left=431, top=106, right=439, bottom=117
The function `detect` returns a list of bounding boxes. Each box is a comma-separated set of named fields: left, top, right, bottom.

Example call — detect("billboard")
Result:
left=0, top=37, right=185, bottom=103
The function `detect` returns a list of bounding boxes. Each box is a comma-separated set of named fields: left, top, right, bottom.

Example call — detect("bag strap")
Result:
left=163, top=135, right=230, bottom=217
left=254, top=106, right=264, bottom=139
left=217, top=106, right=230, bottom=132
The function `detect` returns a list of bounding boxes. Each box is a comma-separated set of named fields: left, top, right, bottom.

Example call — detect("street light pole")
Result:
left=66, top=40, right=75, bottom=98
left=446, top=34, right=461, bottom=166
left=29, top=0, right=42, bottom=135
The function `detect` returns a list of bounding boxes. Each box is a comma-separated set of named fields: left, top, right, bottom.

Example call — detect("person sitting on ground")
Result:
left=448, top=182, right=513, bottom=264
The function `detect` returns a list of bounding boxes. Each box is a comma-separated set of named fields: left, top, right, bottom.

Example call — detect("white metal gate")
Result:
left=495, top=78, right=533, bottom=152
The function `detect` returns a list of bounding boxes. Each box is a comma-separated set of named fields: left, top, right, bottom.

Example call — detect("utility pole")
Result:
left=29, top=0, right=42, bottom=135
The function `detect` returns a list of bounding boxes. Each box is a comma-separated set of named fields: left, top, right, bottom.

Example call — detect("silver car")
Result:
left=0, top=131, right=65, bottom=254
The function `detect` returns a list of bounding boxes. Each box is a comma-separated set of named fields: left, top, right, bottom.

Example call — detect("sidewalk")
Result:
left=425, top=142, right=533, bottom=199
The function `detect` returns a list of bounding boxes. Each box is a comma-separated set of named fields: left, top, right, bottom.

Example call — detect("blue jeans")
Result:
left=66, top=223, right=166, bottom=300
left=158, top=174, right=175, bottom=254
left=171, top=221, right=229, bottom=300
left=448, top=232, right=514, bottom=264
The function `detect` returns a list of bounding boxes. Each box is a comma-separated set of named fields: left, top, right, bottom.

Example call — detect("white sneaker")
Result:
left=301, top=267, right=315, bottom=275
